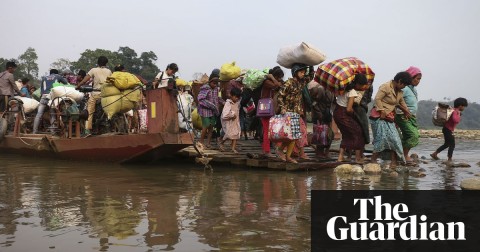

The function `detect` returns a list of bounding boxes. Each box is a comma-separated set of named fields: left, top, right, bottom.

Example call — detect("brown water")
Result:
left=0, top=139, right=479, bottom=252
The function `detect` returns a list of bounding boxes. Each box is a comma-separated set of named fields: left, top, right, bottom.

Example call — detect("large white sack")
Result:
left=177, top=93, right=193, bottom=130
left=14, top=96, right=39, bottom=113
left=50, top=86, right=84, bottom=102
left=276, top=42, right=327, bottom=69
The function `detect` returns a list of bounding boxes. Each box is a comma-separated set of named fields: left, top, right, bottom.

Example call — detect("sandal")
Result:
left=231, top=149, right=239, bottom=154
left=286, top=157, right=298, bottom=164
left=218, top=143, right=225, bottom=152
left=299, top=155, right=310, bottom=161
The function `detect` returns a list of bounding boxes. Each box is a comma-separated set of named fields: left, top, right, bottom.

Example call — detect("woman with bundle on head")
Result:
left=370, top=72, right=412, bottom=168
left=258, top=66, right=284, bottom=158
left=333, top=74, right=369, bottom=163
left=395, top=66, right=422, bottom=165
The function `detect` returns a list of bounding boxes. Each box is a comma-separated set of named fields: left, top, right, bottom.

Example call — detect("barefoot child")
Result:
left=219, top=87, right=242, bottom=153
left=430, top=97, right=468, bottom=163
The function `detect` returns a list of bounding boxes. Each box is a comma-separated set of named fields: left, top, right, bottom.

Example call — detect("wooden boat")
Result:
left=0, top=88, right=193, bottom=163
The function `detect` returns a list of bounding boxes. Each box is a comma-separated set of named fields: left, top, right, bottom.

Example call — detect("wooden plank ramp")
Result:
left=177, top=139, right=358, bottom=171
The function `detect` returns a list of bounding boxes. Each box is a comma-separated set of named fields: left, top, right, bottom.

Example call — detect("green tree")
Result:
left=138, top=51, right=160, bottom=81
left=117, top=46, right=141, bottom=74
left=50, top=58, right=73, bottom=73
left=18, top=47, right=39, bottom=80
left=72, top=49, right=120, bottom=72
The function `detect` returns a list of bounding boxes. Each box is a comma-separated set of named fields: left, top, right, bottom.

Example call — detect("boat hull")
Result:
left=0, top=132, right=193, bottom=163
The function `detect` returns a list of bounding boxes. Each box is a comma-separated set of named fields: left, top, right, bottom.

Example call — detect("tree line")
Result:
left=0, top=46, right=161, bottom=85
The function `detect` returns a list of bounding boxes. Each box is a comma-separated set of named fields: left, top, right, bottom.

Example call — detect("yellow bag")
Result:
left=107, top=72, right=141, bottom=90
left=176, top=78, right=187, bottom=86
left=101, top=95, right=135, bottom=119
left=192, top=108, right=202, bottom=130
left=101, top=83, right=121, bottom=97
left=219, top=61, right=241, bottom=81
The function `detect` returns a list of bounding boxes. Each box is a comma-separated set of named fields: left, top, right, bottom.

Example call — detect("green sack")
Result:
left=243, top=68, right=269, bottom=89
left=32, top=89, right=41, bottom=101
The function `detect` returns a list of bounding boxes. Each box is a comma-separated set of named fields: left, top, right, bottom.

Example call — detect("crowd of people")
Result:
left=0, top=58, right=469, bottom=165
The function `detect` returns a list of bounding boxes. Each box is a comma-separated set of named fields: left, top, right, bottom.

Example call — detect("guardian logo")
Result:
left=326, top=196, right=465, bottom=241
left=311, top=191, right=480, bottom=252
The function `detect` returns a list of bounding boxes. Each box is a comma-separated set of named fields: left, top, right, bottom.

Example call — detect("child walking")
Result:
left=219, top=88, right=242, bottom=153
left=430, top=97, right=468, bottom=163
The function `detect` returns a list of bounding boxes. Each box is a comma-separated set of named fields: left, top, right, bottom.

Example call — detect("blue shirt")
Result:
left=40, top=74, right=67, bottom=95
left=402, top=86, right=418, bottom=115
left=20, top=86, right=31, bottom=98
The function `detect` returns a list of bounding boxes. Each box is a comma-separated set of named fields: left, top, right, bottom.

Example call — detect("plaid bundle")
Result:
left=268, top=112, right=301, bottom=142
left=314, top=57, right=375, bottom=95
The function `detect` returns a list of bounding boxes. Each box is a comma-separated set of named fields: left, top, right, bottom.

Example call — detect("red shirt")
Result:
left=445, top=108, right=461, bottom=132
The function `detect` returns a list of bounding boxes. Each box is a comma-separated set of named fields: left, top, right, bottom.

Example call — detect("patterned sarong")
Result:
left=370, top=119, right=405, bottom=162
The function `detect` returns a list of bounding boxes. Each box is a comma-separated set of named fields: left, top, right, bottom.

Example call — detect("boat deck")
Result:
left=177, top=139, right=372, bottom=171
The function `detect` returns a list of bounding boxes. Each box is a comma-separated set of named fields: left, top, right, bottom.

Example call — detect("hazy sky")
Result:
left=1, top=0, right=479, bottom=102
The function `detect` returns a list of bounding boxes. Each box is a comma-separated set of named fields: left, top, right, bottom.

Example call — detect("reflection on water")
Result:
left=0, top=139, right=479, bottom=251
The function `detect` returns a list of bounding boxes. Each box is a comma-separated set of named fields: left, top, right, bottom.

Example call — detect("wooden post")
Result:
left=68, top=119, right=73, bottom=138
left=14, top=113, right=21, bottom=137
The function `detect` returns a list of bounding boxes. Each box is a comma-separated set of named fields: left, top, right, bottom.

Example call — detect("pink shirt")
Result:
left=445, top=108, right=461, bottom=132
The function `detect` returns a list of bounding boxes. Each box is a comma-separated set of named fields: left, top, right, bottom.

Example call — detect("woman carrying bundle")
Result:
left=333, top=74, right=369, bottom=163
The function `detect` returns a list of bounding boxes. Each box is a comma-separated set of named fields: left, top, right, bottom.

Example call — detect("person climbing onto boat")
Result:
left=33, top=69, right=68, bottom=134
left=76, top=56, right=112, bottom=136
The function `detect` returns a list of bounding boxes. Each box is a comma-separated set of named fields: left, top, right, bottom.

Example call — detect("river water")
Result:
left=0, top=138, right=479, bottom=251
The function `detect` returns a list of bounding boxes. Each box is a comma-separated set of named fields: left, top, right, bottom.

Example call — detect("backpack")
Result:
left=432, top=103, right=454, bottom=127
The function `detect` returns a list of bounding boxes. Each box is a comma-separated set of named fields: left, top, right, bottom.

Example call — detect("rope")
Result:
left=176, top=93, right=204, bottom=157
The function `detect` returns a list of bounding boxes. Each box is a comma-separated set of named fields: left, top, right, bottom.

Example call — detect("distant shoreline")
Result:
left=419, top=129, right=480, bottom=140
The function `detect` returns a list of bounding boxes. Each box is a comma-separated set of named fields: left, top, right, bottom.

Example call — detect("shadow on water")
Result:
left=0, top=138, right=478, bottom=251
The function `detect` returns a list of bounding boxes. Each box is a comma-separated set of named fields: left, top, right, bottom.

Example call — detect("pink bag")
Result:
left=268, top=112, right=301, bottom=142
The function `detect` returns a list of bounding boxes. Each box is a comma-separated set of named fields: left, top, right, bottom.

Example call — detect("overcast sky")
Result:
left=1, top=0, right=479, bottom=102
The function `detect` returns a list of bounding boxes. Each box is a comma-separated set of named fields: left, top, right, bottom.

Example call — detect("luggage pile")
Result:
left=102, top=73, right=143, bottom=119
left=314, top=57, right=375, bottom=95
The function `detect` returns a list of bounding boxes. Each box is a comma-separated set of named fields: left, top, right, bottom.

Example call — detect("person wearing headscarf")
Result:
left=395, top=66, right=422, bottom=165
left=370, top=72, right=412, bottom=168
